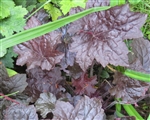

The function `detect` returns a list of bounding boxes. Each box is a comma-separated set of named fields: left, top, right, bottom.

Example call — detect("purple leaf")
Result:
left=0, top=100, right=11, bottom=120
left=0, top=62, right=27, bottom=94
left=4, top=103, right=38, bottom=120
left=68, top=4, right=147, bottom=71
left=56, top=40, right=76, bottom=71
left=109, top=59, right=150, bottom=103
left=67, top=62, right=83, bottom=79
left=52, top=95, right=105, bottom=120
left=72, top=73, right=97, bottom=96
left=131, top=38, right=150, bottom=73
left=14, top=16, right=64, bottom=70
left=52, top=100, right=74, bottom=119
left=25, top=67, right=65, bottom=101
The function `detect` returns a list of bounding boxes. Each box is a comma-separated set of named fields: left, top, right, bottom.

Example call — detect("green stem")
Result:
left=0, top=91, right=19, bottom=99
left=26, top=0, right=51, bottom=20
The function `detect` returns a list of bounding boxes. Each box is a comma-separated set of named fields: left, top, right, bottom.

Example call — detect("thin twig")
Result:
left=0, top=91, right=19, bottom=99
left=90, top=60, right=95, bottom=77
left=97, top=65, right=102, bottom=81
left=107, top=65, right=116, bottom=72
left=0, top=93, right=19, bottom=104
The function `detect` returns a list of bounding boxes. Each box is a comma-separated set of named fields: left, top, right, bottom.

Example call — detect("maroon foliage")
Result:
left=56, top=33, right=76, bottom=71
left=0, top=63, right=27, bottom=94
left=25, top=67, right=65, bottom=101
left=68, top=4, right=147, bottom=71
left=14, top=16, right=64, bottom=70
left=72, top=73, right=97, bottom=96
left=4, top=103, right=38, bottom=120
left=2, top=1, right=149, bottom=119
left=110, top=59, right=150, bottom=103
left=52, top=95, right=105, bottom=120
left=67, top=62, right=83, bottom=79
left=131, top=38, right=150, bottom=73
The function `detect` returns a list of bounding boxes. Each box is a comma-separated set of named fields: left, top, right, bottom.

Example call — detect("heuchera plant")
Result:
left=1, top=0, right=150, bottom=119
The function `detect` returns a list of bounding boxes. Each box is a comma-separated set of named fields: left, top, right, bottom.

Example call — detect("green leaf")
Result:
left=44, top=3, right=62, bottom=21
left=26, top=0, right=37, bottom=6
left=0, top=49, right=7, bottom=57
left=60, top=0, right=86, bottom=15
left=0, top=47, right=18, bottom=68
left=52, top=0, right=61, bottom=6
left=38, top=0, right=46, bottom=2
left=100, top=70, right=109, bottom=78
left=13, top=0, right=27, bottom=7
left=1, top=6, right=111, bottom=51
left=27, top=5, right=37, bottom=12
left=0, top=6, right=28, bottom=37
left=0, top=0, right=15, bottom=20
left=123, top=69, right=150, bottom=82
left=110, top=0, right=125, bottom=6
left=6, top=68, right=18, bottom=77
left=128, top=0, right=141, bottom=4
left=110, top=0, right=119, bottom=6
left=148, top=34, right=150, bottom=40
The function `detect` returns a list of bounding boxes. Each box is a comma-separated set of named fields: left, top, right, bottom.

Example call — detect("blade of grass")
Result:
left=116, top=103, right=125, bottom=117
left=147, top=114, right=150, bottom=120
left=123, top=104, right=144, bottom=120
left=115, top=110, right=125, bottom=117
left=0, top=6, right=111, bottom=51
left=123, top=69, right=150, bottom=82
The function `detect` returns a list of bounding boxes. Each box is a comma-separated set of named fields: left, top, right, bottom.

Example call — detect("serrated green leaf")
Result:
left=44, top=3, right=62, bottom=21
left=60, top=0, right=86, bottom=15
left=13, top=0, right=27, bottom=7
left=0, top=47, right=18, bottom=68
left=0, top=6, right=28, bottom=37
left=0, top=0, right=15, bottom=20
left=27, top=5, right=36, bottom=12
